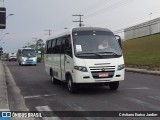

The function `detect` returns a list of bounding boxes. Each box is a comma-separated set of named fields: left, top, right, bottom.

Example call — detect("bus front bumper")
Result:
left=73, top=69, right=125, bottom=83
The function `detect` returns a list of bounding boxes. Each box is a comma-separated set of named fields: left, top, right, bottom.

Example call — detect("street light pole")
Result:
left=6, top=14, right=14, bottom=19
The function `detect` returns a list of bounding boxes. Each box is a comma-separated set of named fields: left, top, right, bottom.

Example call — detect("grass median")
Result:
left=122, top=33, right=160, bottom=70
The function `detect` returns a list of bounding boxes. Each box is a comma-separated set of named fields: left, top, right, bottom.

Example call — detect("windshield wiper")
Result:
left=76, top=52, right=121, bottom=57
left=76, top=52, right=102, bottom=57
left=95, top=52, right=120, bottom=56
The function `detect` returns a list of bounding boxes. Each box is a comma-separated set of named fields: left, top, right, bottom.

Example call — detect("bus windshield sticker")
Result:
left=76, top=45, right=82, bottom=52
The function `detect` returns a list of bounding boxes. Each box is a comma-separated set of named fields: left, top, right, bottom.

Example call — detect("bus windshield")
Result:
left=72, top=31, right=122, bottom=58
left=22, top=49, right=36, bottom=57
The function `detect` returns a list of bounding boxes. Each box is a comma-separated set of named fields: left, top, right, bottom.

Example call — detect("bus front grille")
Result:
left=89, top=66, right=115, bottom=79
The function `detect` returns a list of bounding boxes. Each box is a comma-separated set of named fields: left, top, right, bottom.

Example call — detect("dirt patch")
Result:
left=126, top=64, right=160, bottom=71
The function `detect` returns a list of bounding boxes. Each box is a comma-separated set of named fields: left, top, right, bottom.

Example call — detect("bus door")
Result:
left=61, top=35, right=72, bottom=81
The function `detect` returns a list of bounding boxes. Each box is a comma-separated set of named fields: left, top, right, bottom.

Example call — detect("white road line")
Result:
left=68, top=103, right=85, bottom=111
left=148, top=96, right=160, bottom=101
left=24, top=94, right=56, bottom=99
left=24, top=95, right=41, bottom=99
left=67, top=103, right=93, bottom=120
left=127, top=97, right=160, bottom=111
left=36, top=106, right=61, bottom=120
left=127, top=87, right=150, bottom=90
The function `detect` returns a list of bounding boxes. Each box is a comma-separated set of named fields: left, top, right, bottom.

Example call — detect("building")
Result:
left=124, top=17, right=160, bottom=40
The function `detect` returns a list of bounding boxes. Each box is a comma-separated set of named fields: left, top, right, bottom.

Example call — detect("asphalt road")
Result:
left=5, top=61, right=160, bottom=120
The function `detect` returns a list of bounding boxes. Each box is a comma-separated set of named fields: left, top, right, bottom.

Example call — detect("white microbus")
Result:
left=17, top=48, right=37, bottom=66
left=44, top=27, right=125, bottom=93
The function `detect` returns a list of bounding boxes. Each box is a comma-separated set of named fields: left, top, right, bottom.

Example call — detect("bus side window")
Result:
left=45, top=41, right=48, bottom=54
left=61, top=37, right=65, bottom=54
left=55, top=38, right=61, bottom=54
left=47, top=40, right=52, bottom=54
left=65, top=35, right=72, bottom=57
left=51, top=39, right=56, bottom=54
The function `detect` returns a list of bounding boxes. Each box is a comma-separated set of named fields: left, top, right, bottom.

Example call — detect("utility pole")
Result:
left=44, top=30, right=51, bottom=36
left=72, top=14, right=84, bottom=27
left=32, top=38, right=38, bottom=49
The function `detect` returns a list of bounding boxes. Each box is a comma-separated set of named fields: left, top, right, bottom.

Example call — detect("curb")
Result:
left=0, top=61, right=9, bottom=111
left=126, top=67, right=160, bottom=76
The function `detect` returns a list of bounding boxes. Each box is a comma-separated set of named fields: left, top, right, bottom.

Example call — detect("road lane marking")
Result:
left=127, top=87, right=150, bottom=90
left=24, top=94, right=56, bottom=99
left=148, top=96, right=160, bottom=101
left=36, top=106, right=60, bottom=120
left=24, top=95, right=41, bottom=99
left=67, top=103, right=93, bottom=120
left=127, top=97, right=160, bottom=111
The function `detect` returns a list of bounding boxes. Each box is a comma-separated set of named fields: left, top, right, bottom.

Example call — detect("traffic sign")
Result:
left=0, top=7, right=6, bottom=29
left=0, top=47, right=3, bottom=50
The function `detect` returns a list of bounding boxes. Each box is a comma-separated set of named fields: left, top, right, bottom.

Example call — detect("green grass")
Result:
left=122, top=34, right=160, bottom=70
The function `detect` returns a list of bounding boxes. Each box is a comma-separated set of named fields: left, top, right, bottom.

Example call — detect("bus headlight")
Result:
left=74, top=66, right=88, bottom=72
left=22, top=58, right=26, bottom=62
left=117, top=64, right=125, bottom=70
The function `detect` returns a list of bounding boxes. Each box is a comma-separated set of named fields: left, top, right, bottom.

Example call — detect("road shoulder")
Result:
left=3, top=62, right=29, bottom=111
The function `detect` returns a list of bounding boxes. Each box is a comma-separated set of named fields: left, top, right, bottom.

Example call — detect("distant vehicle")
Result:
left=17, top=48, right=37, bottom=66
left=0, top=53, right=8, bottom=61
left=44, top=27, right=125, bottom=93
left=8, top=52, right=17, bottom=61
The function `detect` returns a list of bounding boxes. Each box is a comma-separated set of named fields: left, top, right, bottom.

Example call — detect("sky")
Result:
left=1, top=0, right=160, bottom=53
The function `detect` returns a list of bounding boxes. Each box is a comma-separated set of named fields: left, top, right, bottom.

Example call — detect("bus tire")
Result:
left=51, top=72, right=58, bottom=84
left=109, top=81, right=119, bottom=90
left=67, top=76, right=77, bottom=93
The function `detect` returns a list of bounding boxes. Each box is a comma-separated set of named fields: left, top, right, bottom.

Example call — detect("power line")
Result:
left=52, top=0, right=133, bottom=31
left=52, top=0, right=110, bottom=30
left=51, top=0, right=160, bottom=37
left=74, top=0, right=110, bottom=15
left=84, top=0, right=133, bottom=19
left=53, top=0, right=134, bottom=30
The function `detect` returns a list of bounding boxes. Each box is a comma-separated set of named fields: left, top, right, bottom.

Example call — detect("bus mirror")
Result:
left=115, top=35, right=122, bottom=48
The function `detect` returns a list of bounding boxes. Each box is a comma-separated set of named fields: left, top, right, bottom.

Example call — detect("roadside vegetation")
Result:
left=122, top=33, right=160, bottom=70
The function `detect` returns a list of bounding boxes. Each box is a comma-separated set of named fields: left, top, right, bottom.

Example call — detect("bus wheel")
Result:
left=109, top=81, right=119, bottom=90
left=51, top=74, right=58, bottom=84
left=67, top=76, right=77, bottom=93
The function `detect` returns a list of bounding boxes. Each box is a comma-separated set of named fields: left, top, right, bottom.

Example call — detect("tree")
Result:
left=36, top=39, right=44, bottom=49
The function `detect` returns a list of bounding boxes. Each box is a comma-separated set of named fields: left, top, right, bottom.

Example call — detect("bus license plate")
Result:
left=99, top=73, right=108, bottom=77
